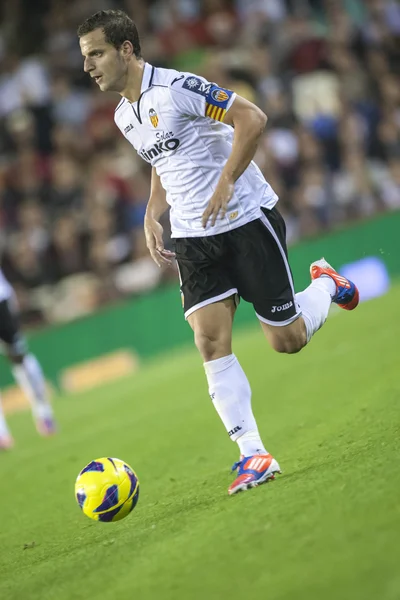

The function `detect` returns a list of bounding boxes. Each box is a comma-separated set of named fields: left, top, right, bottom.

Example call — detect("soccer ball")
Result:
left=75, top=457, right=139, bottom=522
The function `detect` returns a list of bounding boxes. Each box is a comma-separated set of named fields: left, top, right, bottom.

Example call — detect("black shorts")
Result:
left=0, top=297, right=27, bottom=356
left=174, top=206, right=300, bottom=326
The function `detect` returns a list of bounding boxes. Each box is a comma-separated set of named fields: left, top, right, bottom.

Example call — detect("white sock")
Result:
left=296, top=277, right=335, bottom=343
left=0, top=395, right=11, bottom=437
left=204, top=354, right=268, bottom=457
left=12, top=354, right=53, bottom=420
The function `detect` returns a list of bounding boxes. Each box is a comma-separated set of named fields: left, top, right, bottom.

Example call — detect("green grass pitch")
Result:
left=0, top=286, right=399, bottom=600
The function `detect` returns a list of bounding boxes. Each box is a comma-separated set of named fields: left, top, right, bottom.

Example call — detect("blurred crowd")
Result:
left=0, top=0, right=399, bottom=327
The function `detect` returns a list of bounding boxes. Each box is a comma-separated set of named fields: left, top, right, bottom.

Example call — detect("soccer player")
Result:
left=78, top=10, right=359, bottom=495
left=0, top=269, right=56, bottom=450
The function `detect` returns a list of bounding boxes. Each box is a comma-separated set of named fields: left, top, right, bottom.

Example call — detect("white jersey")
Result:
left=114, top=63, right=278, bottom=238
left=0, top=268, right=13, bottom=302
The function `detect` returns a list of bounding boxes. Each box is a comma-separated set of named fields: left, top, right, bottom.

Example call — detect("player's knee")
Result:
left=271, top=330, right=307, bottom=355
left=194, top=330, right=230, bottom=362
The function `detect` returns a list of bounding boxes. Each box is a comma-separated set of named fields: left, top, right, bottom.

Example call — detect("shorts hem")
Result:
left=255, top=310, right=302, bottom=327
left=184, top=288, right=238, bottom=320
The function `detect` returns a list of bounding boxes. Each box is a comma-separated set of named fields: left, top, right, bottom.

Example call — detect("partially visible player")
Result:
left=0, top=269, right=56, bottom=450
left=78, top=10, right=359, bottom=494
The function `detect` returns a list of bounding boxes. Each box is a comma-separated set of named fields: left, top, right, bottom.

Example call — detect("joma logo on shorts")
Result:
left=271, top=301, right=293, bottom=313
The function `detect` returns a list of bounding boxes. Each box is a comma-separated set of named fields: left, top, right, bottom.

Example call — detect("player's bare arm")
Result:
left=201, top=96, right=268, bottom=228
left=144, top=168, right=174, bottom=267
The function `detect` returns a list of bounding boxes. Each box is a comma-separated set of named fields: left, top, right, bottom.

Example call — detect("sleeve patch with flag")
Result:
left=205, top=85, right=234, bottom=122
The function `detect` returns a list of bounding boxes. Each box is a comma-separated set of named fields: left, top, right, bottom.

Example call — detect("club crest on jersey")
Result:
left=149, top=108, right=158, bottom=128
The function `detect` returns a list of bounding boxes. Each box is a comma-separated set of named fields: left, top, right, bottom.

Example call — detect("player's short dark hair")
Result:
left=77, top=10, right=141, bottom=58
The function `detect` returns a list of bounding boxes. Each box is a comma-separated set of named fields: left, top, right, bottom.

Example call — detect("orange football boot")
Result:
left=310, top=258, right=359, bottom=310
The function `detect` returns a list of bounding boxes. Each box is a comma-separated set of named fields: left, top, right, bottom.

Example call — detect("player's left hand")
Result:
left=202, top=178, right=235, bottom=228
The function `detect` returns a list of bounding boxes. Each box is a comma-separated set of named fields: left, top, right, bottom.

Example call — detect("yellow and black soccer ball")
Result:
left=75, top=457, right=139, bottom=522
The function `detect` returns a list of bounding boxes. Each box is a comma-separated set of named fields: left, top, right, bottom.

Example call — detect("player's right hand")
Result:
left=144, top=216, right=175, bottom=267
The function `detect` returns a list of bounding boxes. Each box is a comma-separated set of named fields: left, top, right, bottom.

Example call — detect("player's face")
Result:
left=80, top=29, right=128, bottom=93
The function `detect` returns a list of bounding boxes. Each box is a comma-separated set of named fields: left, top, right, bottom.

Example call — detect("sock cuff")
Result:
left=311, top=276, right=336, bottom=299
left=204, top=354, right=236, bottom=375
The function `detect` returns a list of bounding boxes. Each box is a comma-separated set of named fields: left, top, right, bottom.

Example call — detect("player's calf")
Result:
left=260, top=317, right=307, bottom=354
